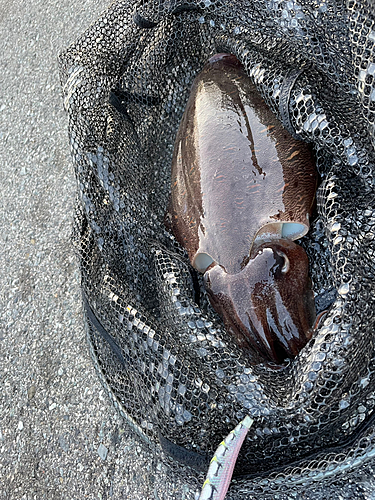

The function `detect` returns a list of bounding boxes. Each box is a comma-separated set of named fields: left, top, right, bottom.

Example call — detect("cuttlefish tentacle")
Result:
left=168, top=53, right=317, bottom=365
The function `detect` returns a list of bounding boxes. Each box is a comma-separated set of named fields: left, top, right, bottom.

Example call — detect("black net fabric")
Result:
left=59, top=1, right=375, bottom=497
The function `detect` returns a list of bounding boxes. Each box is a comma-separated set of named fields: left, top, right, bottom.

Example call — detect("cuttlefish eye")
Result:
left=276, top=250, right=290, bottom=274
left=204, top=240, right=316, bottom=365
left=269, top=248, right=290, bottom=275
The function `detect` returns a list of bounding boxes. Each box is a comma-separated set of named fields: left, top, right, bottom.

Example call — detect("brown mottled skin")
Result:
left=168, top=53, right=317, bottom=365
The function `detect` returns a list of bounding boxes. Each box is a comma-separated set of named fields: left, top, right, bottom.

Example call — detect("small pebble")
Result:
left=59, top=435, right=69, bottom=452
left=98, top=443, right=108, bottom=460
left=27, top=385, right=36, bottom=400
left=18, top=421, right=24, bottom=431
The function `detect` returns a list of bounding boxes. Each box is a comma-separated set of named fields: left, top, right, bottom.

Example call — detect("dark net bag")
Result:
left=59, top=1, right=375, bottom=497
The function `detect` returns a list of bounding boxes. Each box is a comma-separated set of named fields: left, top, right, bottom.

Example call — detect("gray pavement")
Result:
left=0, top=1, right=199, bottom=498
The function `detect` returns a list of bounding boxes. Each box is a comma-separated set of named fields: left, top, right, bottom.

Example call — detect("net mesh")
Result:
left=59, top=0, right=375, bottom=496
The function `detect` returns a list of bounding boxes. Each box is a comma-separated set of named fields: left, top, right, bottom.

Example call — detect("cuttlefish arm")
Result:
left=168, top=53, right=317, bottom=365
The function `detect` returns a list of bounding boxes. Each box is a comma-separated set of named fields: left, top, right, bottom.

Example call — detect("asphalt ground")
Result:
left=0, top=1, right=199, bottom=498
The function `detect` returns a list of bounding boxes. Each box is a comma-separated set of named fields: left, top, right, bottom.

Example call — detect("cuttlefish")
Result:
left=167, top=53, right=317, bottom=365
